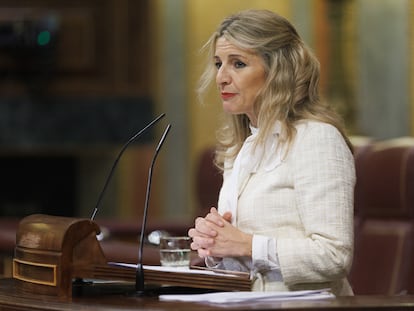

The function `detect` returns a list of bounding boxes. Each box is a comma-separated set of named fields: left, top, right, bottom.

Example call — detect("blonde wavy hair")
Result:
left=197, top=9, right=352, bottom=169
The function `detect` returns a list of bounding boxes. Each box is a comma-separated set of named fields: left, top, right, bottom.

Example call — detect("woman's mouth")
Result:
left=221, top=92, right=237, bottom=100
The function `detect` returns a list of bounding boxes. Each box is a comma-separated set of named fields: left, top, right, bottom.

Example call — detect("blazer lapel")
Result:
left=237, top=167, right=254, bottom=198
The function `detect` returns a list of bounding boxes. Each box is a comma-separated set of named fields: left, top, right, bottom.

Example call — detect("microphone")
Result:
left=135, top=123, right=171, bottom=295
left=90, top=113, right=166, bottom=221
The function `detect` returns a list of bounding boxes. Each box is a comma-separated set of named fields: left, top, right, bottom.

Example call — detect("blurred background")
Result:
left=0, top=0, right=411, bottom=225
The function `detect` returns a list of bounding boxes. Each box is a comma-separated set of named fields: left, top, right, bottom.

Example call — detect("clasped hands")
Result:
left=188, top=207, right=253, bottom=259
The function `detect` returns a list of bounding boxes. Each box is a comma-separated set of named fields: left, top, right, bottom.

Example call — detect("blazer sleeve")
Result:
left=277, top=122, right=356, bottom=285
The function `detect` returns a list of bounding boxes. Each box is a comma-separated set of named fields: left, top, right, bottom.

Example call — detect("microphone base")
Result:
left=125, top=283, right=171, bottom=297
left=135, top=263, right=146, bottom=295
left=126, top=289, right=158, bottom=297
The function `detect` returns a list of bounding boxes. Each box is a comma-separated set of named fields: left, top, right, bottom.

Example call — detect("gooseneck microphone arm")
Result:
left=90, top=113, right=166, bottom=221
left=135, top=123, right=171, bottom=295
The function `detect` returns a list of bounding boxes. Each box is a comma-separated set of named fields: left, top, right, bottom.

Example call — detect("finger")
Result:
left=190, top=241, right=199, bottom=250
left=222, top=211, right=232, bottom=222
left=195, top=217, right=218, bottom=236
left=188, top=228, right=214, bottom=241
left=197, top=248, right=211, bottom=258
left=192, top=236, right=214, bottom=249
left=205, top=210, right=226, bottom=227
left=194, top=216, right=204, bottom=226
left=188, top=228, right=197, bottom=238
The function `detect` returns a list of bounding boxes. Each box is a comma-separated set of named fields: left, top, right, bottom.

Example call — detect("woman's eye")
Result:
left=215, top=61, right=222, bottom=69
left=234, top=61, right=246, bottom=68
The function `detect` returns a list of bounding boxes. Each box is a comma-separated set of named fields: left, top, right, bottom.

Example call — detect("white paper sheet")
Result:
left=159, top=289, right=334, bottom=304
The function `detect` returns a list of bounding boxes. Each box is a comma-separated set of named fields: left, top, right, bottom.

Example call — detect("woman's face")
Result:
left=214, top=37, right=266, bottom=127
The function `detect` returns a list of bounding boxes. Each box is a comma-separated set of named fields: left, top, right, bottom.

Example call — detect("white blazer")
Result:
left=215, top=120, right=356, bottom=296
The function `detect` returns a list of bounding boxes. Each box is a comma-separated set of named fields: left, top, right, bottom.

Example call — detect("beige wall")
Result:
left=411, top=2, right=414, bottom=135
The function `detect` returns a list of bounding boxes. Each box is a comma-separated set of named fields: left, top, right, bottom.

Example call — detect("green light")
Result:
left=37, top=30, right=51, bottom=46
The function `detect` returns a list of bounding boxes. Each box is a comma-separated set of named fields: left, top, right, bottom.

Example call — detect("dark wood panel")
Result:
left=0, top=0, right=150, bottom=95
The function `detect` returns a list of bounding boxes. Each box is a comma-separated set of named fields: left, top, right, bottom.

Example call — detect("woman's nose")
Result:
left=216, top=66, right=230, bottom=85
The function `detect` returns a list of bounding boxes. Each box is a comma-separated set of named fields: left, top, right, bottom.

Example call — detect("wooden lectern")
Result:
left=13, top=214, right=107, bottom=298
left=12, top=214, right=251, bottom=300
